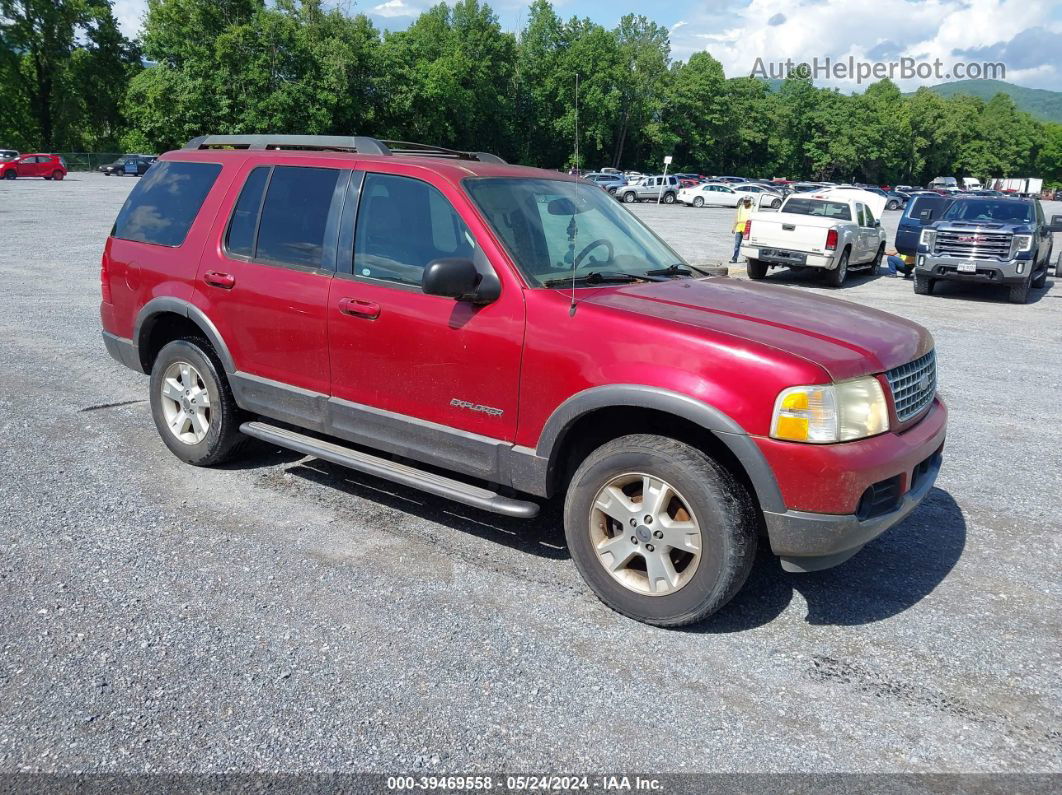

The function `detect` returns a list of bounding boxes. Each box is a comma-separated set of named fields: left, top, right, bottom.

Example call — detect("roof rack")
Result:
left=182, top=135, right=506, bottom=164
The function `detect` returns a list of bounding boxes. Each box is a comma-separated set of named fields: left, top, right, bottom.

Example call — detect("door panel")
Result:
left=328, top=167, right=524, bottom=447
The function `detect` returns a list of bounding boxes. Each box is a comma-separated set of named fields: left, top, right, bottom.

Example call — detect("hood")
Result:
left=810, top=188, right=887, bottom=219
left=582, top=278, right=932, bottom=381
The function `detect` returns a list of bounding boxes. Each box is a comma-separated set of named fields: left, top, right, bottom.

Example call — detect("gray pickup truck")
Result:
left=914, top=197, right=1061, bottom=303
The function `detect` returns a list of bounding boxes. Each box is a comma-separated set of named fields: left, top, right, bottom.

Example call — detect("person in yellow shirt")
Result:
left=730, top=196, right=754, bottom=263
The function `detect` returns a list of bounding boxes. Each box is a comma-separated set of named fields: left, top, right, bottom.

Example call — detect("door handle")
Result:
left=338, top=297, right=380, bottom=319
left=204, top=271, right=236, bottom=289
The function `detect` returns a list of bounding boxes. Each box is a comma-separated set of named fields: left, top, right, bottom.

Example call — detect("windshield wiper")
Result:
left=542, top=272, right=646, bottom=288
left=643, top=263, right=707, bottom=278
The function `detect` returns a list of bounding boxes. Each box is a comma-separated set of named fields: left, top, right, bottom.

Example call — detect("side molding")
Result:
left=531, top=385, right=786, bottom=512
left=134, top=296, right=236, bottom=374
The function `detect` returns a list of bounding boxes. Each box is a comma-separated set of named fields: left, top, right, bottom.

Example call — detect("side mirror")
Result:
left=874, top=219, right=881, bottom=228
left=1048, top=214, right=1062, bottom=233
left=423, top=258, right=488, bottom=303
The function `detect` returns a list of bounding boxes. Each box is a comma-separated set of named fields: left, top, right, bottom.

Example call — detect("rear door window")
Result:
left=112, top=161, right=222, bottom=247
left=255, top=166, right=343, bottom=269
left=225, top=166, right=270, bottom=259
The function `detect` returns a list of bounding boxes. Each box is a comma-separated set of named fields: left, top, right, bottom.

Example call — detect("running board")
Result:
left=240, top=421, right=540, bottom=519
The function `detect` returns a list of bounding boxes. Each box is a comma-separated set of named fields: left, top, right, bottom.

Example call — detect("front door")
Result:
left=326, top=167, right=524, bottom=480
left=195, top=161, right=345, bottom=425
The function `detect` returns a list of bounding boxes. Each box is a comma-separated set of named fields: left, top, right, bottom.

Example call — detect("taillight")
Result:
left=825, top=228, right=838, bottom=250
left=100, top=252, right=112, bottom=303
left=743, top=220, right=751, bottom=240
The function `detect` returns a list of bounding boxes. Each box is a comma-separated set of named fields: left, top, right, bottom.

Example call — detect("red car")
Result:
left=0, top=153, right=67, bottom=180
left=100, top=134, right=946, bottom=627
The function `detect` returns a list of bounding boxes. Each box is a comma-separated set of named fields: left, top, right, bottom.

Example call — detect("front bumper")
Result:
left=740, top=245, right=836, bottom=269
left=916, top=254, right=1032, bottom=285
left=758, top=397, right=947, bottom=572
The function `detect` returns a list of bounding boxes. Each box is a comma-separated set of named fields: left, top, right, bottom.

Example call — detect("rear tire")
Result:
left=826, top=250, right=849, bottom=287
left=52, top=170, right=63, bottom=180
left=149, top=338, right=247, bottom=466
left=693, top=196, right=704, bottom=208
left=746, top=259, right=768, bottom=280
left=564, top=434, right=757, bottom=627
left=914, top=274, right=934, bottom=295
left=887, top=200, right=899, bottom=210
left=662, top=192, right=676, bottom=204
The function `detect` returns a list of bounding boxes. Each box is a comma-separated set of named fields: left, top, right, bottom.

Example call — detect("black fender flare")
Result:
left=134, top=296, right=236, bottom=374
left=532, top=384, right=785, bottom=512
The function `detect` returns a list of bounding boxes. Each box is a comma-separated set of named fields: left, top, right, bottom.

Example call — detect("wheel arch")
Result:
left=532, top=385, right=784, bottom=513
left=134, top=297, right=235, bottom=375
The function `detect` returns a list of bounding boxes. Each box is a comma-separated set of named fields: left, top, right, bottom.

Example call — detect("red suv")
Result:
left=0, top=153, right=67, bottom=180
left=100, top=135, right=947, bottom=627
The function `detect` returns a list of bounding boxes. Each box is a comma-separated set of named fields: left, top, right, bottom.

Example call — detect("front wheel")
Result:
left=1031, top=261, right=1047, bottom=289
left=871, top=243, right=885, bottom=269
left=769, top=198, right=782, bottom=209
left=826, top=250, right=849, bottom=287
left=887, top=200, right=899, bottom=210
left=3, top=171, right=15, bottom=180
left=564, top=434, right=757, bottom=627
left=913, top=274, right=934, bottom=295
left=746, top=258, right=768, bottom=280
left=623, top=192, right=636, bottom=204
left=1008, top=276, right=1031, bottom=304
left=149, top=338, right=247, bottom=466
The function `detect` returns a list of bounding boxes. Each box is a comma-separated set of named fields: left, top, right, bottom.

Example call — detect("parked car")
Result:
left=885, top=191, right=909, bottom=211
left=676, top=182, right=742, bottom=208
left=0, top=149, right=18, bottom=162
left=583, top=172, right=626, bottom=194
left=740, top=188, right=888, bottom=287
left=0, top=153, right=67, bottom=180
left=732, top=183, right=783, bottom=208
left=914, top=197, right=1060, bottom=303
left=100, top=154, right=156, bottom=177
left=894, top=194, right=953, bottom=266
left=615, top=174, right=680, bottom=204
left=100, top=133, right=946, bottom=628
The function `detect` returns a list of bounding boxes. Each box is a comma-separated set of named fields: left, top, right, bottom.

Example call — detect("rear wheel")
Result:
left=692, top=196, right=704, bottom=208
left=564, top=434, right=756, bottom=627
left=887, top=200, right=899, bottom=210
left=826, top=249, right=849, bottom=287
left=51, top=170, right=63, bottom=180
left=914, top=274, right=934, bottom=295
left=769, top=198, right=782, bottom=209
left=149, top=338, right=247, bottom=466
left=746, top=259, right=768, bottom=280
left=662, top=192, right=676, bottom=204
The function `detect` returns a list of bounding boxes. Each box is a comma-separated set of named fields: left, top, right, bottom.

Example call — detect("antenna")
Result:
left=570, top=72, right=580, bottom=317
left=574, top=73, right=580, bottom=176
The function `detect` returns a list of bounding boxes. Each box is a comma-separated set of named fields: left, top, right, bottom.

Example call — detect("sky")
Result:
left=111, top=0, right=1062, bottom=91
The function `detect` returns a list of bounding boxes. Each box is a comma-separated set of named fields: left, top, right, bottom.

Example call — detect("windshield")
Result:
left=941, top=200, right=1034, bottom=224
left=782, top=198, right=852, bottom=221
left=464, top=177, right=686, bottom=287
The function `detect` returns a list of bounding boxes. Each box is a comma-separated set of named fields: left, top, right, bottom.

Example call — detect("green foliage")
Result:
left=1, top=0, right=1058, bottom=187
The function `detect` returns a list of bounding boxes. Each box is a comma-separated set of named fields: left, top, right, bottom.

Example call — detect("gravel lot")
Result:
left=1, top=173, right=1060, bottom=774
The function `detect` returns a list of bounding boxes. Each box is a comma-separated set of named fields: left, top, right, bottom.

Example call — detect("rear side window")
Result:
left=255, top=166, right=341, bottom=269
left=112, top=161, right=222, bottom=247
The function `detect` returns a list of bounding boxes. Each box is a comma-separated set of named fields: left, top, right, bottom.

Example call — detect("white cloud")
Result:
left=112, top=0, right=147, bottom=37
left=372, top=0, right=416, bottom=18
left=669, top=0, right=1062, bottom=90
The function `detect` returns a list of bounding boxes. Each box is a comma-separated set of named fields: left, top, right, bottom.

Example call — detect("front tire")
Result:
left=1031, top=261, right=1047, bottom=289
left=3, top=171, right=15, bottom=180
left=149, top=338, right=247, bottom=466
left=826, top=249, right=849, bottom=287
left=1008, top=276, right=1031, bottom=304
left=914, top=274, right=934, bottom=295
left=564, top=435, right=757, bottom=627
left=746, top=259, right=768, bottom=280
left=887, top=200, right=899, bottom=210
left=623, top=192, right=636, bottom=204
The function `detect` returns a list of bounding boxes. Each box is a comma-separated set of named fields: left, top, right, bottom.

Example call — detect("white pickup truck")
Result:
left=739, top=189, right=887, bottom=287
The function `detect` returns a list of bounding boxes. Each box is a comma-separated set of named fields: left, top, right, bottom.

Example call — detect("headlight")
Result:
left=919, top=228, right=936, bottom=249
left=771, top=377, right=890, bottom=443
left=1012, top=234, right=1032, bottom=252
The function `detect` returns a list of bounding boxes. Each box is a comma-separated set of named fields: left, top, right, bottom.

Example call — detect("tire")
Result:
left=1031, top=261, right=1047, bottom=289
left=564, top=434, right=757, bottom=627
left=1008, top=276, right=1031, bottom=304
left=623, top=192, right=636, bottom=204
left=3, top=171, right=14, bottom=180
left=52, top=170, right=63, bottom=180
left=826, top=249, right=849, bottom=287
left=746, top=258, right=768, bottom=280
left=149, top=338, right=247, bottom=466
left=871, top=243, right=885, bottom=270
left=608, top=187, right=617, bottom=195
left=770, top=198, right=781, bottom=209
left=692, top=196, right=704, bottom=208
left=913, top=274, right=933, bottom=295
left=887, top=200, right=899, bottom=210
left=662, top=192, right=676, bottom=204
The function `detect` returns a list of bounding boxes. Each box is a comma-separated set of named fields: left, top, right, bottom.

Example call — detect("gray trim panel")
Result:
left=133, top=297, right=237, bottom=374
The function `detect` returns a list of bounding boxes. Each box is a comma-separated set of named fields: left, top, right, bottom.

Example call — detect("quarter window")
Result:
left=353, top=173, right=476, bottom=287
left=225, top=166, right=270, bottom=258
left=112, top=161, right=222, bottom=247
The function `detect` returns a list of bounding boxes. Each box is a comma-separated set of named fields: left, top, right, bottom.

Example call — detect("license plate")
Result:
left=958, top=262, right=977, bottom=273
left=760, top=248, right=806, bottom=265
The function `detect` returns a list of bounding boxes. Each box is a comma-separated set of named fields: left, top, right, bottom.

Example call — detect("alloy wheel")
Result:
left=159, top=361, right=212, bottom=444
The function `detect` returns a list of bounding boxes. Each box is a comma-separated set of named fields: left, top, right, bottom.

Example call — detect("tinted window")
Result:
left=256, top=166, right=341, bottom=268
left=112, top=161, right=221, bottom=247
left=782, top=198, right=852, bottom=221
left=941, top=200, right=1033, bottom=224
left=225, top=166, right=270, bottom=258
left=353, top=173, right=476, bottom=286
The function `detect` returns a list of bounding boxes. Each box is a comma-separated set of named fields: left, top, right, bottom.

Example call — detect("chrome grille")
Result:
left=934, top=230, right=1011, bottom=260
left=886, top=350, right=936, bottom=422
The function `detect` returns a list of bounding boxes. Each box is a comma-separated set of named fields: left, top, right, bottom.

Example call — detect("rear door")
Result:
left=196, top=161, right=346, bottom=421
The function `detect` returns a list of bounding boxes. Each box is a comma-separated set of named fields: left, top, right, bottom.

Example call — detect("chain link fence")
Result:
left=54, top=153, right=128, bottom=172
